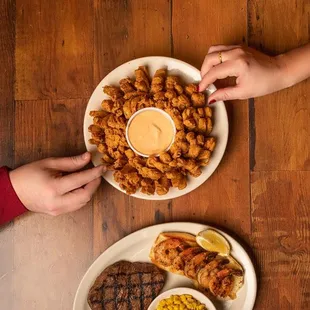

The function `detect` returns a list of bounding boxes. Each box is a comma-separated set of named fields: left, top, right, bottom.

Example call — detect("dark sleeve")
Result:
left=0, top=166, right=27, bottom=226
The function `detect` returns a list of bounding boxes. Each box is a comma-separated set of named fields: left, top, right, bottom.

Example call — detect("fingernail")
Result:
left=209, top=100, right=216, bottom=105
left=82, top=152, right=89, bottom=160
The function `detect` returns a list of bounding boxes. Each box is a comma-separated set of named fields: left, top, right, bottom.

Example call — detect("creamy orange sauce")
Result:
left=128, top=110, right=174, bottom=156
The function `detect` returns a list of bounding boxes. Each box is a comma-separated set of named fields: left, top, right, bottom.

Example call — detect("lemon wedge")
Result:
left=196, top=229, right=231, bottom=256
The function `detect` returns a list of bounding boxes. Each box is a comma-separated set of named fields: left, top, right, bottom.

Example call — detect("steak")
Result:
left=87, top=261, right=166, bottom=310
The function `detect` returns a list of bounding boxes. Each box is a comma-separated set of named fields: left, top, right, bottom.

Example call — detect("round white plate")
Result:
left=148, top=287, right=216, bottom=310
left=84, top=56, right=228, bottom=200
left=73, top=222, right=257, bottom=310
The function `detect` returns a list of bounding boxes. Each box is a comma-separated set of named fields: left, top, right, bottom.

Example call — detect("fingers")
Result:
left=200, top=47, right=244, bottom=78
left=45, top=152, right=92, bottom=172
left=77, top=176, right=102, bottom=199
left=208, top=86, right=243, bottom=103
left=199, top=61, right=239, bottom=91
left=57, top=165, right=106, bottom=194
left=55, top=177, right=102, bottom=215
left=64, top=177, right=101, bottom=212
left=200, top=45, right=250, bottom=101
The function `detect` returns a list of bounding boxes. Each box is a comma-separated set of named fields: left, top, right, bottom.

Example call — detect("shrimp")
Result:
left=209, top=268, right=243, bottom=298
left=180, top=247, right=204, bottom=264
left=197, top=259, right=224, bottom=288
left=154, top=238, right=189, bottom=268
left=184, top=251, right=217, bottom=279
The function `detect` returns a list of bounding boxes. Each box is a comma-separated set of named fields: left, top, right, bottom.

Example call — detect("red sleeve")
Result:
left=0, top=167, right=27, bottom=225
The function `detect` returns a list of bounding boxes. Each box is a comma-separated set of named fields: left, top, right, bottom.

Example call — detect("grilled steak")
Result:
left=87, top=261, right=166, bottom=310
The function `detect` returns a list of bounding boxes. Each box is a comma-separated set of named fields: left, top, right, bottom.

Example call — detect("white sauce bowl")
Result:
left=125, top=107, right=176, bottom=158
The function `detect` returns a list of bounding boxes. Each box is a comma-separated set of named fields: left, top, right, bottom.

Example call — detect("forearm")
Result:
left=276, top=43, right=310, bottom=89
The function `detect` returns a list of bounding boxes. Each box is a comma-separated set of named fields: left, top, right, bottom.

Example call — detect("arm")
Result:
left=0, top=152, right=104, bottom=226
left=277, top=44, right=310, bottom=88
left=199, top=43, right=310, bottom=103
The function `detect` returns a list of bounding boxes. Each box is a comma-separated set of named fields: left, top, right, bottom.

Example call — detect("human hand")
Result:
left=199, top=45, right=287, bottom=103
left=9, top=152, right=105, bottom=216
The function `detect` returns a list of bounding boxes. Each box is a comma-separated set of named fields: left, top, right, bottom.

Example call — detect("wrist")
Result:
left=274, top=53, right=296, bottom=90
left=9, top=170, right=30, bottom=211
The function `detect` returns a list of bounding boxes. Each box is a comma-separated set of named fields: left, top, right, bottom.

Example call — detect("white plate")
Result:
left=83, top=56, right=229, bottom=200
left=148, top=287, right=217, bottom=310
left=73, top=222, right=257, bottom=310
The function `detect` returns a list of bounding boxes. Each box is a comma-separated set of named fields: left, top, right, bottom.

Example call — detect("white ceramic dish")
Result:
left=84, top=56, right=229, bottom=200
left=73, top=222, right=257, bottom=310
left=125, top=107, right=177, bottom=157
left=148, top=287, right=216, bottom=310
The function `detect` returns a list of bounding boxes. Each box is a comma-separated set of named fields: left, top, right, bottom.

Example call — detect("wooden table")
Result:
left=0, top=1, right=309, bottom=309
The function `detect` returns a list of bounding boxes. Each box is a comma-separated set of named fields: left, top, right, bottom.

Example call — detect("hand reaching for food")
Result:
left=9, top=152, right=105, bottom=216
left=199, top=43, right=310, bottom=103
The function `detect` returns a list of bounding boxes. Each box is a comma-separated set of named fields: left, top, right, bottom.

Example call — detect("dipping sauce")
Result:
left=127, top=109, right=175, bottom=156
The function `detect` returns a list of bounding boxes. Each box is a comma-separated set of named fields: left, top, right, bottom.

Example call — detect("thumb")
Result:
left=46, top=152, right=92, bottom=172
left=208, top=87, right=242, bottom=104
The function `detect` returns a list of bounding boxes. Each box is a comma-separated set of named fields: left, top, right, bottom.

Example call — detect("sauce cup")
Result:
left=125, top=107, right=176, bottom=158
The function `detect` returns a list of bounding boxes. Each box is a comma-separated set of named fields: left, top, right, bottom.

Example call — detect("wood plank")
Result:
left=14, top=99, right=88, bottom=165
left=251, top=171, right=310, bottom=309
left=172, top=0, right=247, bottom=69
left=0, top=1, right=15, bottom=309
left=11, top=100, right=93, bottom=310
left=171, top=0, right=251, bottom=240
left=0, top=0, right=14, bottom=167
left=248, top=0, right=310, bottom=171
left=15, top=0, right=94, bottom=101
left=93, top=0, right=172, bottom=257
left=93, top=187, right=172, bottom=257
left=94, top=0, right=171, bottom=83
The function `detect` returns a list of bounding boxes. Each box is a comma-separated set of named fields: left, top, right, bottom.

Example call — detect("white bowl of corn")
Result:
left=148, top=287, right=216, bottom=310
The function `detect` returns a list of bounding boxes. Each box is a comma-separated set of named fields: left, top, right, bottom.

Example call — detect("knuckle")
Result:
left=203, top=54, right=211, bottom=67
left=236, top=57, right=250, bottom=70
left=234, top=47, right=246, bottom=56
left=208, top=67, right=218, bottom=79
left=46, top=204, right=57, bottom=215
left=208, top=45, right=216, bottom=54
